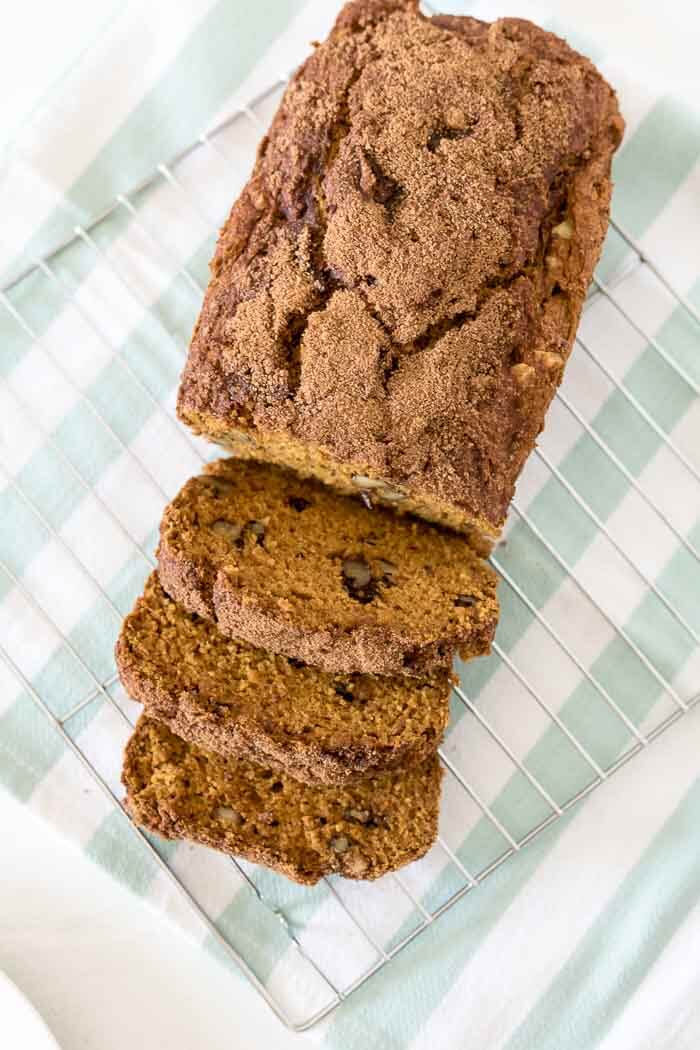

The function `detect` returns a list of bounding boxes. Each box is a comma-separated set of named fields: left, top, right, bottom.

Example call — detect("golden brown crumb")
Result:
left=116, top=573, right=451, bottom=785
left=156, top=458, right=499, bottom=676
left=123, top=717, right=443, bottom=885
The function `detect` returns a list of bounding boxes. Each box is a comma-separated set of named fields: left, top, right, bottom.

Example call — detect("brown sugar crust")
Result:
left=123, top=717, right=443, bottom=885
left=177, top=0, right=624, bottom=536
left=116, top=573, right=450, bottom=785
left=156, top=458, right=499, bottom=676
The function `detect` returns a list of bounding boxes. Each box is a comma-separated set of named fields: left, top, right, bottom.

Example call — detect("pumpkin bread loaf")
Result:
left=177, top=0, right=624, bottom=538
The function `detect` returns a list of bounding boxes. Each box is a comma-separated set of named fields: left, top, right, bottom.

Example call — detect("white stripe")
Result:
left=596, top=894, right=700, bottom=1050
left=6, top=345, right=80, bottom=436
left=168, top=842, right=247, bottom=930
left=71, top=694, right=133, bottom=799
left=92, top=451, right=164, bottom=549
left=668, top=645, right=700, bottom=719
left=605, top=485, right=686, bottom=588
left=266, top=914, right=345, bottom=1028
left=538, top=573, right=617, bottom=671
left=514, top=249, right=686, bottom=521
left=1, top=0, right=219, bottom=271
left=600, top=59, right=659, bottom=139
left=127, top=398, right=206, bottom=500
left=60, top=487, right=140, bottom=590
left=641, top=155, right=700, bottom=295
left=574, top=530, right=649, bottom=628
left=0, top=384, right=46, bottom=476
left=669, top=400, right=700, bottom=477
left=636, top=438, right=700, bottom=543
left=147, top=867, right=223, bottom=946
left=109, top=680, right=143, bottom=726
left=29, top=747, right=114, bottom=844
left=0, top=0, right=116, bottom=148
left=0, top=585, right=62, bottom=683
left=20, top=535, right=107, bottom=638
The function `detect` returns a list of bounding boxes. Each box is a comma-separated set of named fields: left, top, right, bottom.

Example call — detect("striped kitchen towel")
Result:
left=1, top=1, right=699, bottom=1046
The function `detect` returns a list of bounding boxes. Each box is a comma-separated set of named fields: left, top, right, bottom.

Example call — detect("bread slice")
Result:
left=116, top=573, right=450, bottom=785
left=123, top=717, right=442, bottom=884
left=156, top=458, right=498, bottom=676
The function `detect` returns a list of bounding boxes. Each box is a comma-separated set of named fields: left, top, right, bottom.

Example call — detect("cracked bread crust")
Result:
left=123, top=717, right=443, bottom=885
left=177, top=0, right=624, bottom=536
left=116, top=574, right=450, bottom=785
left=155, top=458, right=499, bottom=676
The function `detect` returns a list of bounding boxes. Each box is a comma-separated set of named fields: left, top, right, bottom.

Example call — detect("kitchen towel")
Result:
left=1, top=1, right=699, bottom=1046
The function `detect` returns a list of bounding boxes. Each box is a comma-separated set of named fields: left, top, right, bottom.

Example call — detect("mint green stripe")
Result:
left=660, top=516, right=700, bottom=633
left=459, top=292, right=698, bottom=709
left=506, top=773, right=700, bottom=1050
left=599, top=98, right=700, bottom=280
left=10, top=445, right=89, bottom=536
left=651, top=276, right=700, bottom=386
left=3, top=235, right=104, bottom=362
left=145, top=830, right=179, bottom=864
left=456, top=516, right=568, bottom=710
left=108, top=534, right=156, bottom=612
left=0, top=457, right=153, bottom=619
left=86, top=808, right=160, bottom=896
left=0, top=695, right=65, bottom=799
left=625, top=345, right=697, bottom=434
left=5, top=0, right=303, bottom=285
left=0, top=487, right=52, bottom=602
left=34, top=540, right=156, bottom=721
left=0, top=0, right=296, bottom=419
left=53, top=398, right=124, bottom=487
left=613, top=97, right=700, bottom=236
left=324, top=530, right=694, bottom=1044
left=207, top=875, right=329, bottom=985
left=110, top=241, right=212, bottom=393
left=63, top=694, right=109, bottom=740
left=544, top=18, right=604, bottom=63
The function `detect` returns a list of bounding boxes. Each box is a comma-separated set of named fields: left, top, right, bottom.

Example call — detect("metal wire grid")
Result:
left=1, top=74, right=699, bottom=1031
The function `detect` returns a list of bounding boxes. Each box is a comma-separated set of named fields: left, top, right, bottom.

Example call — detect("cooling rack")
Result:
left=1, top=68, right=699, bottom=1032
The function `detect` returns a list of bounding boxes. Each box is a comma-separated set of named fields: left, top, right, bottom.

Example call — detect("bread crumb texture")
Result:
left=156, top=458, right=499, bottom=675
left=116, top=573, right=450, bottom=784
left=123, top=716, right=443, bottom=884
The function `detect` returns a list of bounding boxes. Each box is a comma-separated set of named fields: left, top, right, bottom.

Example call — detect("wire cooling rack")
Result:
left=1, top=69, right=700, bottom=1031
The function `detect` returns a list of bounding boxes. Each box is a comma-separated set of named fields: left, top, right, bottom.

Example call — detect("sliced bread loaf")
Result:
left=157, top=458, right=498, bottom=676
left=123, top=717, right=442, bottom=884
left=116, top=573, right=450, bottom=785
